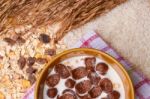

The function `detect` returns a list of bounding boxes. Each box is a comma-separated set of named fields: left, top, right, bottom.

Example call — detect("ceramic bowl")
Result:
left=35, top=48, right=134, bottom=99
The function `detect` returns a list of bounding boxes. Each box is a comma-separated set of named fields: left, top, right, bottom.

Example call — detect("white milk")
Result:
left=43, top=55, right=125, bottom=99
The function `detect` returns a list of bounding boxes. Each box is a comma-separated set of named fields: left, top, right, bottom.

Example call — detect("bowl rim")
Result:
left=35, top=48, right=135, bottom=99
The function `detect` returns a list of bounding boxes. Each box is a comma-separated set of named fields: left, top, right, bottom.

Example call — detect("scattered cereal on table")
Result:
left=0, top=91, right=5, bottom=99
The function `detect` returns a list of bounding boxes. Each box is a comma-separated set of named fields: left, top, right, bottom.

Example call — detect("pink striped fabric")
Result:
left=23, top=31, right=150, bottom=99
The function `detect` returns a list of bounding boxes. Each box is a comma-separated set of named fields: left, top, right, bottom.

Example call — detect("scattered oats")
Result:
left=15, top=26, right=21, bottom=34
left=56, top=44, right=61, bottom=48
left=0, top=25, right=68, bottom=99
left=7, top=51, right=15, bottom=57
left=25, top=24, right=32, bottom=30
left=0, top=64, right=3, bottom=69
left=22, top=80, right=31, bottom=89
left=0, top=91, right=5, bottom=99
left=35, top=53, right=43, bottom=59
left=20, top=26, right=25, bottom=33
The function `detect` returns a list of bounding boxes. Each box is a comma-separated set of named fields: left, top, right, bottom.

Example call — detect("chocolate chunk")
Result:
left=36, top=58, right=48, bottom=64
left=55, top=64, right=70, bottom=79
left=4, top=37, right=16, bottom=45
left=65, top=79, right=76, bottom=88
left=26, top=67, right=36, bottom=74
left=107, top=90, right=120, bottom=99
left=78, top=94, right=91, bottom=99
left=88, top=86, right=102, bottom=98
left=28, top=74, right=36, bottom=84
left=47, top=88, right=58, bottom=98
left=46, top=74, right=60, bottom=87
left=75, top=80, right=92, bottom=94
left=58, top=94, right=76, bottom=99
left=100, top=78, right=113, bottom=93
left=27, top=57, right=36, bottom=66
left=88, top=72, right=101, bottom=85
left=72, top=67, right=87, bottom=80
left=96, top=63, right=109, bottom=75
left=18, top=56, right=26, bottom=69
left=85, top=57, right=96, bottom=72
left=39, top=34, right=50, bottom=43
left=44, top=49, right=56, bottom=56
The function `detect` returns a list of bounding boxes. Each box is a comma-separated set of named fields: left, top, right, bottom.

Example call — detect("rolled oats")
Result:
left=0, top=91, right=5, bottom=99
left=0, top=26, right=67, bottom=99
left=22, top=80, right=31, bottom=89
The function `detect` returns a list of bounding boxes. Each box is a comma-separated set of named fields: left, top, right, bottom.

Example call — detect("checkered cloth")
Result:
left=23, top=31, right=150, bottom=99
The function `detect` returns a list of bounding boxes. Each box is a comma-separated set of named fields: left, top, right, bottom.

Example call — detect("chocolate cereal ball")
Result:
left=96, top=62, right=109, bottom=75
left=55, top=64, right=70, bottom=79
left=46, top=74, right=60, bottom=87
left=39, top=34, right=50, bottom=43
left=88, top=86, right=102, bottom=98
left=75, top=80, right=92, bottom=94
left=107, top=90, right=120, bottom=99
left=78, top=94, right=92, bottom=99
left=47, top=88, right=58, bottom=98
left=62, top=89, right=76, bottom=95
left=100, top=78, right=113, bottom=93
left=72, top=67, right=88, bottom=80
left=58, top=94, right=76, bottom=99
left=27, top=57, right=36, bottom=66
left=62, top=89, right=77, bottom=99
left=65, top=79, right=76, bottom=88
left=85, top=57, right=96, bottom=72
left=88, top=72, right=101, bottom=85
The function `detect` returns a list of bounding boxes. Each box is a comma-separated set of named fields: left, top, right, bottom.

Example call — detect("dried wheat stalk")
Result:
left=0, top=0, right=127, bottom=42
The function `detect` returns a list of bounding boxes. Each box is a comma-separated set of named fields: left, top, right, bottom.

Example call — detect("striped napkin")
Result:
left=23, top=31, right=150, bottom=99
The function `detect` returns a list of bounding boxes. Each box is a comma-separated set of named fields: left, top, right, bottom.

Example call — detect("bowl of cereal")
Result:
left=35, top=48, right=134, bottom=99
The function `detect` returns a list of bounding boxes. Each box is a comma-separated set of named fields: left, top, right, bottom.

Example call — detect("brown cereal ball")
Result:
left=58, top=94, right=76, bottom=99
left=26, top=67, right=37, bottom=74
left=18, top=56, right=26, bottom=69
left=27, top=57, right=36, bottom=66
left=78, top=94, right=92, bottom=99
left=100, top=78, right=113, bottom=93
left=96, top=62, right=109, bottom=75
left=88, top=72, right=101, bottom=85
left=75, top=80, right=92, bottom=94
left=85, top=57, right=96, bottom=72
left=47, top=88, right=58, bottom=98
left=101, top=97, right=108, bottom=99
left=88, top=86, right=102, bottom=98
left=46, top=74, right=60, bottom=87
left=55, top=64, right=70, bottom=79
left=44, top=49, right=56, bottom=56
left=28, top=74, right=36, bottom=85
left=62, top=89, right=76, bottom=95
left=72, top=67, right=88, bottom=80
left=65, top=79, right=76, bottom=88
left=62, top=89, right=77, bottom=99
left=107, top=90, right=120, bottom=99
left=36, top=58, right=48, bottom=64
left=39, top=34, right=50, bottom=43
